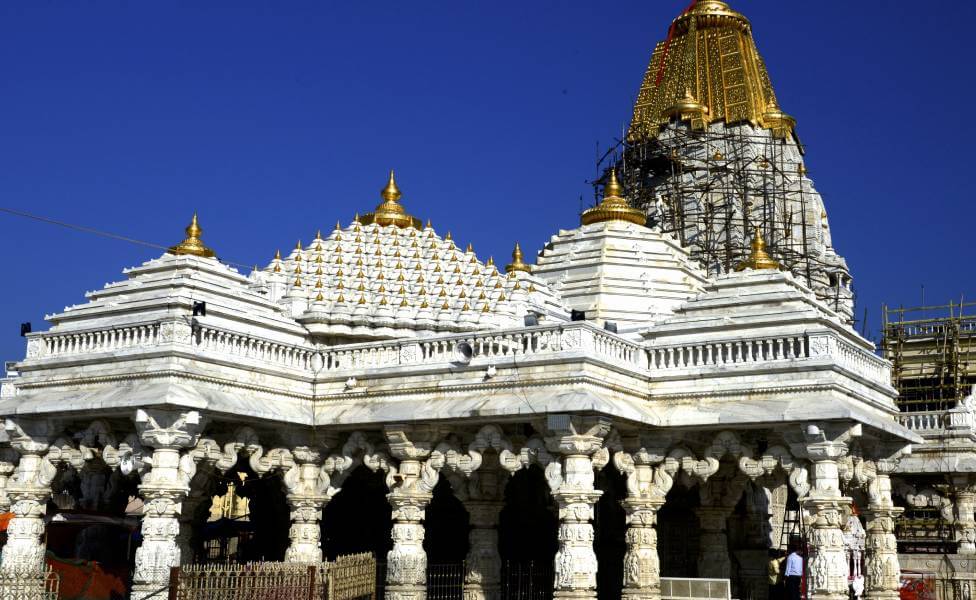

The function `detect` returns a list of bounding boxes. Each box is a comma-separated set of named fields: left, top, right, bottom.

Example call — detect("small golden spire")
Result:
left=353, top=212, right=361, bottom=223
left=315, top=230, right=323, bottom=240
left=466, top=243, right=473, bottom=253
left=486, top=256, right=494, bottom=267
left=315, top=291, right=324, bottom=302
left=335, top=221, right=341, bottom=231
left=359, top=169, right=422, bottom=229
left=505, top=242, right=531, bottom=273
left=272, top=249, right=282, bottom=272
left=580, top=169, right=646, bottom=227
left=445, top=231, right=453, bottom=241
left=425, top=218, right=432, bottom=229
left=296, top=240, right=303, bottom=250
left=168, top=213, right=216, bottom=258
left=735, top=227, right=781, bottom=271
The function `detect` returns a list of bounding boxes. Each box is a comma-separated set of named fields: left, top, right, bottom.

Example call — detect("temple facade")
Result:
left=0, top=2, right=969, bottom=600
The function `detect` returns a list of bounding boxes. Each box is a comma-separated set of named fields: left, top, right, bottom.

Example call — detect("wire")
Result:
left=0, top=206, right=256, bottom=271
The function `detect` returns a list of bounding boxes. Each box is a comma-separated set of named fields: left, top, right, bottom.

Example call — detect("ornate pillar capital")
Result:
left=135, top=409, right=204, bottom=450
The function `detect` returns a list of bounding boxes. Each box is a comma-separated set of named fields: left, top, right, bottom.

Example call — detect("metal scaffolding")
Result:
left=882, top=300, right=976, bottom=412
left=592, top=124, right=855, bottom=321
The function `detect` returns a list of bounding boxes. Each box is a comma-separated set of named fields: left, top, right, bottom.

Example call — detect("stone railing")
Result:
left=26, top=323, right=162, bottom=359
left=23, top=320, right=314, bottom=373
left=319, top=323, right=647, bottom=373
left=647, top=335, right=809, bottom=370
left=193, top=324, right=314, bottom=371
left=823, top=335, right=891, bottom=385
left=899, top=410, right=947, bottom=433
left=20, top=318, right=892, bottom=390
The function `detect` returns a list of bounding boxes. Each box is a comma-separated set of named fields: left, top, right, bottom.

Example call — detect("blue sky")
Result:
left=1, top=1, right=973, bottom=366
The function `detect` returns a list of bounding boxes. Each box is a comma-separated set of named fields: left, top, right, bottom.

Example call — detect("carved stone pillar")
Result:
left=131, top=410, right=203, bottom=600
left=463, top=500, right=504, bottom=600
left=863, top=460, right=902, bottom=600
left=613, top=441, right=673, bottom=600
left=283, top=446, right=338, bottom=563
left=954, top=475, right=976, bottom=555
left=547, top=417, right=611, bottom=600
left=0, top=420, right=58, bottom=574
left=622, top=497, right=665, bottom=600
left=385, top=425, right=444, bottom=600
left=695, top=506, right=732, bottom=579
left=800, top=434, right=852, bottom=600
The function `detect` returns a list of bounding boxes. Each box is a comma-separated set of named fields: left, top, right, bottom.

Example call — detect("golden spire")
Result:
left=168, top=213, right=216, bottom=258
left=505, top=242, right=531, bottom=274
left=580, top=169, right=646, bottom=226
left=359, top=169, right=422, bottom=229
left=628, top=0, right=796, bottom=142
left=735, top=227, right=781, bottom=271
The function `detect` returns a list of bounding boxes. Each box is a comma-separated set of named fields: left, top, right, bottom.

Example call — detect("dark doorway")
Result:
left=658, top=485, right=700, bottom=578
left=238, top=472, right=289, bottom=561
left=595, top=466, right=627, bottom=600
left=322, top=465, right=393, bottom=560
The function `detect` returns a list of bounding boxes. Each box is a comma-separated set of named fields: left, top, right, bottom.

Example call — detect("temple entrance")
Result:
left=658, top=486, right=701, bottom=578
left=595, top=467, right=626, bottom=600
left=322, top=465, right=393, bottom=559
left=238, top=471, right=290, bottom=561
left=499, top=465, right=557, bottom=599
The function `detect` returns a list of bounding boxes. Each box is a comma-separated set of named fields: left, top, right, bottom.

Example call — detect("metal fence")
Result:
left=424, top=561, right=553, bottom=600
left=427, top=563, right=464, bottom=600
left=0, top=568, right=60, bottom=600
left=500, top=561, right=553, bottom=600
left=168, top=553, right=376, bottom=600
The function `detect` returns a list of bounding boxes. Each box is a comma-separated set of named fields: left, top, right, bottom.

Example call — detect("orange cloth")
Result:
left=0, top=512, right=13, bottom=532
left=46, top=555, right=127, bottom=600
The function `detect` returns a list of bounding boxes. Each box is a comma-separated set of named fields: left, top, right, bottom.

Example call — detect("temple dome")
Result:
left=628, top=0, right=795, bottom=142
left=256, top=174, right=565, bottom=340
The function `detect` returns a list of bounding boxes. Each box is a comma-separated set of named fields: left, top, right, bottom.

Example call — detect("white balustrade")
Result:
left=194, top=325, right=313, bottom=371
left=898, top=411, right=947, bottom=433
left=647, top=335, right=809, bottom=370
left=41, top=323, right=161, bottom=357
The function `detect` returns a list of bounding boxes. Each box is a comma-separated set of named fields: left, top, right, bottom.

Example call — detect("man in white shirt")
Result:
left=784, top=545, right=804, bottom=600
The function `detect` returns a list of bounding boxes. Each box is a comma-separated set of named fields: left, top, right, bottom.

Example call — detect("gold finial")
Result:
left=168, top=213, right=217, bottom=258
left=359, top=169, right=422, bottom=229
left=486, top=256, right=494, bottom=267
left=466, top=243, right=473, bottom=253
left=353, top=212, right=361, bottom=223
left=296, top=239, right=303, bottom=250
left=505, top=242, right=531, bottom=274
left=735, top=227, right=781, bottom=271
left=580, top=169, right=646, bottom=227
left=425, top=218, right=432, bottom=229
left=335, top=221, right=341, bottom=231
left=445, top=231, right=452, bottom=241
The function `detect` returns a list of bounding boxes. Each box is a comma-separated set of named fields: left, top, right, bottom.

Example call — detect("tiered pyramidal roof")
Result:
left=253, top=171, right=563, bottom=340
